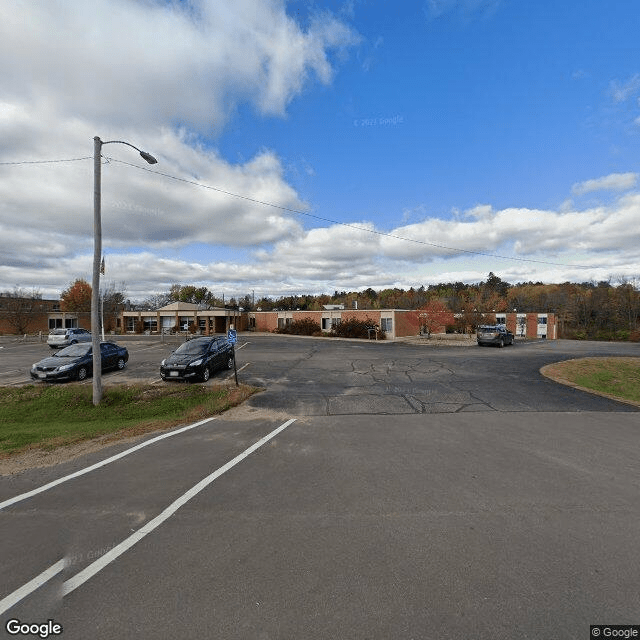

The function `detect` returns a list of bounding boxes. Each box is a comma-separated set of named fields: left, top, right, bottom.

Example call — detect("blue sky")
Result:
left=1, top=0, right=639, bottom=300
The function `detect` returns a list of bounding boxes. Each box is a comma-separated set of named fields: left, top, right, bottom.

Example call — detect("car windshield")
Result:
left=50, top=329, right=67, bottom=335
left=55, top=344, right=91, bottom=357
left=173, top=340, right=210, bottom=356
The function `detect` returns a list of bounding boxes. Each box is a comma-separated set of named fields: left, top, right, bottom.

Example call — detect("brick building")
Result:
left=251, top=309, right=556, bottom=339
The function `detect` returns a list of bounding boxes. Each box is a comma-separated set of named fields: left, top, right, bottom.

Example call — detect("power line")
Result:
left=0, top=157, right=92, bottom=165
left=108, top=156, right=595, bottom=270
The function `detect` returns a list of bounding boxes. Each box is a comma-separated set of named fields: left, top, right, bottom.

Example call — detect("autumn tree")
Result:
left=418, top=299, right=454, bottom=337
left=60, top=279, right=92, bottom=312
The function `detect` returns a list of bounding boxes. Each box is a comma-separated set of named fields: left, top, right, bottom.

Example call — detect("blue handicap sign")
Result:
left=227, top=329, right=237, bottom=344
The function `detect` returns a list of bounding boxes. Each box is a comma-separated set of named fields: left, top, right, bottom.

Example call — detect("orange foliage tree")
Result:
left=60, top=278, right=92, bottom=312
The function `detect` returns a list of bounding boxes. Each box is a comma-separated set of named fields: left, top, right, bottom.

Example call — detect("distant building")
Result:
left=120, top=302, right=247, bottom=334
left=250, top=310, right=557, bottom=339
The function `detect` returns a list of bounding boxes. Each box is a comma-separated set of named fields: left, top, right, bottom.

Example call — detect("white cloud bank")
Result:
left=1, top=1, right=639, bottom=301
left=572, top=172, right=637, bottom=195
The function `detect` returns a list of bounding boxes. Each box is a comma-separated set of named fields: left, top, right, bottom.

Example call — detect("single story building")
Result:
left=120, top=302, right=248, bottom=334
left=250, top=310, right=557, bottom=339
left=0, top=294, right=556, bottom=340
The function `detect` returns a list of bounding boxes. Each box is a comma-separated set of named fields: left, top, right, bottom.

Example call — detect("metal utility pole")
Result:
left=92, top=136, right=157, bottom=405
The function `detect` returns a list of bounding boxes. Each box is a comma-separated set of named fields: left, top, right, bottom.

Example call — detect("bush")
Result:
left=275, top=317, right=321, bottom=336
left=330, top=317, right=385, bottom=340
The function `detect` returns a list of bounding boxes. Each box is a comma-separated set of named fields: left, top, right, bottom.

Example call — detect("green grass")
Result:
left=0, top=383, right=260, bottom=456
left=542, top=357, right=640, bottom=404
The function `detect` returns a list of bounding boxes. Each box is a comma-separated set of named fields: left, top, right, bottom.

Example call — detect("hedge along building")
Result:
left=120, top=301, right=247, bottom=334
left=250, top=309, right=556, bottom=339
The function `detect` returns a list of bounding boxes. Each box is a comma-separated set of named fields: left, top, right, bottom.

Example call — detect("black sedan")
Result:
left=160, top=336, right=235, bottom=382
left=30, top=342, right=129, bottom=381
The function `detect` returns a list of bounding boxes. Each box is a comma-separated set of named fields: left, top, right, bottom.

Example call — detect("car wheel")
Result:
left=70, top=340, right=77, bottom=345
left=498, top=338, right=504, bottom=348
left=226, top=356, right=234, bottom=369
left=201, top=367, right=210, bottom=382
left=117, top=358, right=126, bottom=370
left=77, top=366, right=88, bottom=381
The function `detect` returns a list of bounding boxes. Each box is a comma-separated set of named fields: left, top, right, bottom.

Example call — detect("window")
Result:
left=49, top=318, right=63, bottom=329
left=380, top=317, right=392, bottom=332
left=143, top=317, right=158, bottom=332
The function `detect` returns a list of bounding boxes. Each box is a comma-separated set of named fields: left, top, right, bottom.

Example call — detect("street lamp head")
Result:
left=139, top=151, right=158, bottom=164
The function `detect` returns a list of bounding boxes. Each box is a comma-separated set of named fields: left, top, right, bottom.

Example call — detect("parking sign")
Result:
left=227, top=329, right=237, bottom=344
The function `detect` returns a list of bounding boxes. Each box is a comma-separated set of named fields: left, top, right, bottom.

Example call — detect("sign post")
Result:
left=227, top=328, right=238, bottom=386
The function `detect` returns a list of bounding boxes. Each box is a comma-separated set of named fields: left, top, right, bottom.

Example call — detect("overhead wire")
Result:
left=107, top=156, right=595, bottom=270
left=0, top=157, right=92, bottom=165
left=0, top=153, right=596, bottom=270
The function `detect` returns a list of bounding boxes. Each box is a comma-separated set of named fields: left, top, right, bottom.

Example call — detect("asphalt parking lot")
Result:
left=1, top=335, right=639, bottom=639
left=2, top=333, right=638, bottom=413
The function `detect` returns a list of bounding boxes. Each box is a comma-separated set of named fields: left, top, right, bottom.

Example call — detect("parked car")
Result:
left=160, top=336, right=235, bottom=382
left=47, top=327, right=92, bottom=349
left=477, top=324, right=515, bottom=347
left=30, top=342, right=129, bottom=381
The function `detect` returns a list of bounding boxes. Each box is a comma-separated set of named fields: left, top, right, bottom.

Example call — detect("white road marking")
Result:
left=62, top=418, right=296, bottom=596
left=0, top=417, right=218, bottom=511
left=0, top=559, right=66, bottom=616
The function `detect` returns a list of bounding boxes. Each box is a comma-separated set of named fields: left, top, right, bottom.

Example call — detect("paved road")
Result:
left=1, top=336, right=639, bottom=639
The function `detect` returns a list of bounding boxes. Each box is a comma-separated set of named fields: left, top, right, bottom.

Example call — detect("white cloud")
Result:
left=572, top=172, right=637, bottom=195
left=0, top=0, right=359, bottom=132
left=1, top=0, right=639, bottom=302
left=610, top=74, right=640, bottom=103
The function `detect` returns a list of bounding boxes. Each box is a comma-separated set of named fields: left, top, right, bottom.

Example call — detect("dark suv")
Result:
left=160, top=336, right=235, bottom=382
left=477, top=324, right=515, bottom=347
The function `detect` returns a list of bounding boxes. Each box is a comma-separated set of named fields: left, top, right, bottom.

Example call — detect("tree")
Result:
left=60, top=279, right=92, bottom=312
left=102, top=281, right=127, bottom=332
left=1, top=287, right=42, bottom=334
left=418, top=299, right=453, bottom=337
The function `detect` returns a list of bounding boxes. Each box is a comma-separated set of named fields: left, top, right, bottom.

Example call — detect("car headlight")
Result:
left=57, top=364, right=74, bottom=372
left=189, top=359, right=203, bottom=367
left=161, top=359, right=166, bottom=366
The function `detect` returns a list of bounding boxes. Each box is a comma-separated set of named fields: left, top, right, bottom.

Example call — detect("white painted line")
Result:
left=237, top=363, right=250, bottom=372
left=62, top=418, right=296, bottom=596
left=0, top=559, right=66, bottom=616
left=235, top=342, right=249, bottom=350
left=0, top=417, right=218, bottom=511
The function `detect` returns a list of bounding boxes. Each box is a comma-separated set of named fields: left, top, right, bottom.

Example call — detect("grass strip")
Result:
left=541, top=357, right=640, bottom=406
left=0, top=383, right=260, bottom=456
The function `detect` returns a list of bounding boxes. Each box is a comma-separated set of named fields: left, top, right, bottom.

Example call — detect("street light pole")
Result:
left=92, top=136, right=157, bottom=406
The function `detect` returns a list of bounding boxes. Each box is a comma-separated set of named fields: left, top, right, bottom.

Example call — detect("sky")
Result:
left=1, top=0, right=640, bottom=302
